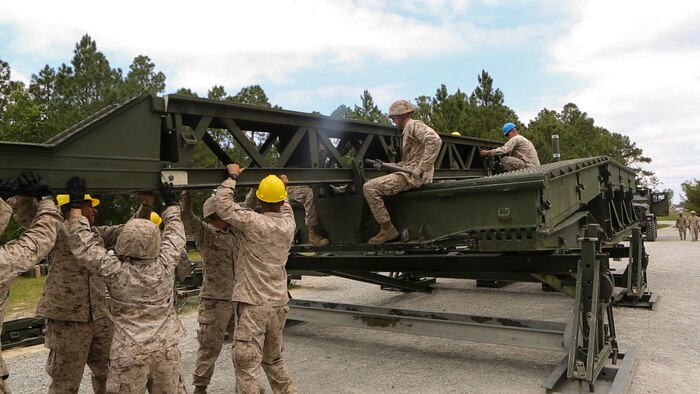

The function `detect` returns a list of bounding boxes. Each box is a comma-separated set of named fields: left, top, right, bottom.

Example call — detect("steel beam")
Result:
left=287, top=299, right=567, bottom=352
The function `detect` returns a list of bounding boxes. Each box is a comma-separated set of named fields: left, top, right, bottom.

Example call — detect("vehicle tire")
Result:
left=645, top=221, right=657, bottom=242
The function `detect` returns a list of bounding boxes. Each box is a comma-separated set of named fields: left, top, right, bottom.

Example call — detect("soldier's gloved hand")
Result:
left=18, top=170, right=53, bottom=199
left=159, top=182, right=178, bottom=206
left=0, top=178, right=19, bottom=199
left=66, top=176, right=87, bottom=209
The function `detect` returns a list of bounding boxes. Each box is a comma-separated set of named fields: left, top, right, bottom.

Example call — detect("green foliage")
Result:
left=0, top=82, right=47, bottom=142
left=122, top=55, right=166, bottom=98
left=680, top=179, right=700, bottom=212
left=526, top=103, right=653, bottom=177
left=331, top=90, right=389, bottom=124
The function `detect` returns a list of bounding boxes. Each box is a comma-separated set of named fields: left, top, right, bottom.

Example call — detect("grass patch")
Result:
left=6, top=276, right=45, bottom=320
left=187, top=250, right=202, bottom=261
left=657, top=211, right=679, bottom=221
left=658, top=224, right=670, bottom=229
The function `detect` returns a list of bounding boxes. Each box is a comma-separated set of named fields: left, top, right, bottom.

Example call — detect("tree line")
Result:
left=1, top=34, right=690, bottom=237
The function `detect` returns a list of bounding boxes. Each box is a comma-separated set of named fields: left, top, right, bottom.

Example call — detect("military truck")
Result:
left=633, top=187, right=670, bottom=241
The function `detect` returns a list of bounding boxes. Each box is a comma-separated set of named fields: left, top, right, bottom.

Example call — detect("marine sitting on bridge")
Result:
left=362, top=99, right=442, bottom=244
left=479, top=122, right=540, bottom=171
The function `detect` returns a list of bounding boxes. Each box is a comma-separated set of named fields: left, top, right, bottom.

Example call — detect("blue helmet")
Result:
left=502, top=123, right=516, bottom=136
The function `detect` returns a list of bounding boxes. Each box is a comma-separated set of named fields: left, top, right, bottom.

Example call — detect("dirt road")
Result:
left=4, top=222, right=698, bottom=393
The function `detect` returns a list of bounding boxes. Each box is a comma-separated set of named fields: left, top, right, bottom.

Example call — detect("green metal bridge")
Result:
left=0, top=94, right=658, bottom=391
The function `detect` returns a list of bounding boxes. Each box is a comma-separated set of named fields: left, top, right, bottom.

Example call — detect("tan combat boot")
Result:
left=369, top=222, right=399, bottom=244
left=309, top=226, right=330, bottom=247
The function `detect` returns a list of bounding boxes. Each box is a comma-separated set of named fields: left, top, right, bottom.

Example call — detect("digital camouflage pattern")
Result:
left=214, top=178, right=295, bottom=307
left=490, top=134, right=540, bottom=170
left=689, top=214, right=699, bottom=241
left=193, top=298, right=236, bottom=387
left=364, top=119, right=442, bottom=224
left=215, top=177, right=297, bottom=393
left=363, top=174, right=414, bottom=224
left=44, top=317, right=113, bottom=393
left=246, top=185, right=323, bottom=227
left=676, top=214, right=689, bottom=240
left=181, top=192, right=238, bottom=388
left=287, top=185, right=320, bottom=227
left=105, top=346, right=186, bottom=394
left=0, top=198, right=10, bottom=236
left=0, top=198, right=62, bottom=384
left=234, top=304, right=297, bottom=394
left=114, top=218, right=161, bottom=259
left=38, top=203, right=153, bottom=322
left=181, top=192, right=237, bottom=300
left=67, top=205, right=187, bottom=392
left=42, top=204, right=154, bottom=393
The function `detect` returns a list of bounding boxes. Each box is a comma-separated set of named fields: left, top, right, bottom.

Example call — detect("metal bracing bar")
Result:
left=202, top=132, right=233, bottom=165
left=221, top=118, right=267, bottom=166
left=287, top=299, right=567, bottom=352
left=316, top=129, right=349, bottom=168
left=628, top=227, right=645, bottom=296
left=286, top=252, right=579, bottom=274
left=275, top=127, right=307, bottom=166
left=568, top=225, right=613, bottom=385
left=317, top=271, right=434, bottom=293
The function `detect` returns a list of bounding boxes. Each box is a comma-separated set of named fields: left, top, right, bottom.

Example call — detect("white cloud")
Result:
left=272, top=83, right=404, bottom=114
left=547, top=0, right=700, bottom=201
left=0, top=0, right=468, bottom=92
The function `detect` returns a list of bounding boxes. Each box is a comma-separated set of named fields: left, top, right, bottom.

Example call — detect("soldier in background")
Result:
left=480, top=123, right=540, bottom=171
left=362, top=99, right=442, bottom=244
left=689, top=211, right=699, bottom=242
left=675, top=212, right=689, bottom=240
left=39, top=185, right=154, bottom=394
left=245, top=185, right=329, bottom=247
left=180, top=190, right=238, bottom=394
left=0, top=172, right=62, bottom=393
left=215, top=165, right=298, bottom=394
left=66, top=178, right=187, bottom=393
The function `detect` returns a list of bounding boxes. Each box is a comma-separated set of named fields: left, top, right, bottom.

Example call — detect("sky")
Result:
left=1, top=0, right=698, bottom=202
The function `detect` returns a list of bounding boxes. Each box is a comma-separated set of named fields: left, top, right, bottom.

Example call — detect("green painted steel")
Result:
left=0, top=94, right=500, bottom=192
left=0, top=94, right=649, bottom=388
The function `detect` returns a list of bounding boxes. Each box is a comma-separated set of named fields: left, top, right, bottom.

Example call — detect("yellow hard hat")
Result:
left=56, top=194, right=100, bottom=208
left=451, top=131, right=461, bottom=136
left=149, top=212, right=163, bottom=226
left=255, top=175, right=287, bottom=203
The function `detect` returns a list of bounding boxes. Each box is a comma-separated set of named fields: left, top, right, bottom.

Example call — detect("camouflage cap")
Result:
left=388, top=100, right=415, bottom=116
left=203, top=196, right=216, bottom=219
left=114, top=218, right=161, bottom=259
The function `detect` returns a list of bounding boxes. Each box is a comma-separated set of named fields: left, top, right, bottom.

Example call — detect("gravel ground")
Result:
left=3, top=222, right=699, bottom=393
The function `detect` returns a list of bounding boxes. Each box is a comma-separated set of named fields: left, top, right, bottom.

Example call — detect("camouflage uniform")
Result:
left=66, top=205, right=187, bottom=394
left=0, top=197, right=62, bottom=393
left=0, top=197, right=11, bottom=236
left=286, top=186, right=320, bottom=227
left=676, top=215, right=688, bottom=240
left=247, top=186, right=321, bottom=227
left=39, top=203, right=152, bottom=394
left=689, top=214, right=699, bottom=242
left=363, top=119, right=442, bottom=224
left=215, top=178, right=298, bottom=394
left=246, top=185, right=328, bottom=246
left=181, top=193, right=238, bottom=389
left=490, top=134, right=540, bottom=171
